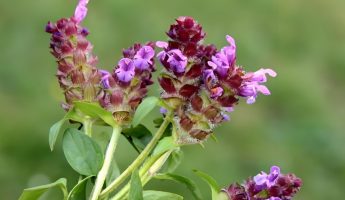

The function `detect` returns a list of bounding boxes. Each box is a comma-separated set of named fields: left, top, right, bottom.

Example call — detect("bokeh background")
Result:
left=1, top=0, right=345, bottom=199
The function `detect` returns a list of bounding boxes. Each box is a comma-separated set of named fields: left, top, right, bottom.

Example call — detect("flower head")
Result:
left=222, top=166, right=302, bottom=200
left=157, top=17, right=276, bottom=144
left=45, top=17, right=102, bottom=110
left=100, top=43, right=155, bottom=124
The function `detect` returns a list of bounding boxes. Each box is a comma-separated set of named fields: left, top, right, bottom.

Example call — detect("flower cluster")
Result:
left=99, top=43, right=155, bottom=124
left=222, top=166, right=302, bottom=200
left=157, top=17, right=276, bottom=144
left=46, top=0, right=155, bottom=122
left=45, top=0, right=102, bottom=110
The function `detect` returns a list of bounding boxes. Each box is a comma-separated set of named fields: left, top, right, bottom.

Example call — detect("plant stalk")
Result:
left=89, top=125, right=122, bottom=200
left=110, top=150, right=173, bottom=200
left=99, top=113, right=172, bottom=198
left=84, top=117, right=93, bottom=137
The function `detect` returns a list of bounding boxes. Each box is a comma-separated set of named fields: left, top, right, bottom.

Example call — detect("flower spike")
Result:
left=157, top=17, right=276, bottom=144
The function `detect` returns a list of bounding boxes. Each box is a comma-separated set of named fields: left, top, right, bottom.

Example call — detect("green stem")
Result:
left=99, top=113, right=172, bottom=198
left=84, top=117, right=93, bottom=137
left=89, top=125, right=122, bottom=200
left=110, top=150, right=173, bottom=200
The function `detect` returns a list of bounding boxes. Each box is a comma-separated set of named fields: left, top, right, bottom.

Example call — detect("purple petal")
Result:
left=224, top=107, right=234, bottom=112
left=135, top=45, right=155, bottom=60
left=207, top=61, right=218, bottom=69
left=268, top=166, right=280, bottom=182
left=133, top=58, right=150, bottom=70
left=256, top=85, right=271, bottom=95
left=115, top=58, right=135, bottom=82
left=100, top=69, right=111, bottom=89
left=222, top=113, right=230, bottom=121
left=160, top=107, right=167, bottom=114
left=226, top=35, right=236, bottom=49
left=246, top=96, right=256, bottom=104
left=156, top=41, right=168, bottom=49
left=253, top=172, right=268, bottom=186
left=116, top=70, right=134, bottom=82
left=74, top=0, right=89, bottom=23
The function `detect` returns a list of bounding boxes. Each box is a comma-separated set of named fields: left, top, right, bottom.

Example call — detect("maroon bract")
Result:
left=46, top=17, right=103, bottom=110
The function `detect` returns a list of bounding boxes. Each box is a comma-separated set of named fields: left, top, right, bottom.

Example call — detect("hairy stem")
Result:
left=99, top=113, right=172, bottom=198
left=89, top=125, right=122, bottom=200
left=110, top=150, right=173, bottom=200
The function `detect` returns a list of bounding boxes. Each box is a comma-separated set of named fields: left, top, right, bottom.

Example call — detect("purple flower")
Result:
left=74, top=0, right=89, bottom=23
left=133, top=45, right=155, bottom=70
left=268, top=166, right=280, bottom=183
left=100, top=70, right=111, bottom=89
left=253, top=166, right=280, bottom=189
left=115, top=58, right=135, bottom=83
left=253, top=172, right=268, bottom=186
left=240, top=68, right=277, bottom=104
left=160, top=107, right=168, bottom=114
left=223, top=166, right=302, bottom=200
left=207, top=35, right=237, bottom=77
left=157, top=49, right=187, bottom=73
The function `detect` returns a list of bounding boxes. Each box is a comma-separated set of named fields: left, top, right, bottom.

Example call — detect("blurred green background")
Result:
left=1, top=0, right=345, bottom=199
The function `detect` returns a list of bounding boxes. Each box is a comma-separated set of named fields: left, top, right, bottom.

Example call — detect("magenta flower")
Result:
left=100, top=70, right=111, bottom=89
left=157, top=49, right=187, bottom=73
left=115, top=58, right=135, bottom=83
left=74, top=0, right=89, bottom=23
left=239, top=68, right=277, bottom=104
left=253, top=166, right=281, bottom=188
left=133, top=45, right=155, bottom=70
left=208, top=35, right=236, bottom=77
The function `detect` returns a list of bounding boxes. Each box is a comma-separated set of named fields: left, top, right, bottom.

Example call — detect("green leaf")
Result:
left=143, top=190, right=183, bottom=200
left=123, top=124, right=152, bottom=138
left=152, top=136, right=177, bottom=156
left=154, top=173, right=202, bottom=200
left=49, top=119, right=66, bottom=151
left=68, top=176, right=93, bottom=200
left=123, top=124, right=153, bottom=152
left=161, top=149, right=183, bottom=173
left=62, top=128, right=104, bottom=176
left=19, top=178, right=67, bottom=200
left=106, top=158, right=120, bottom=186
left=132, top=96, right=159, bottom=127
left=128, top=169, right=143, bottom=200
left=193, top=170, right=220, bottom=200
left=153, top=117, right=164, bottom=128
left=74, top=101, right=116, bottom=126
